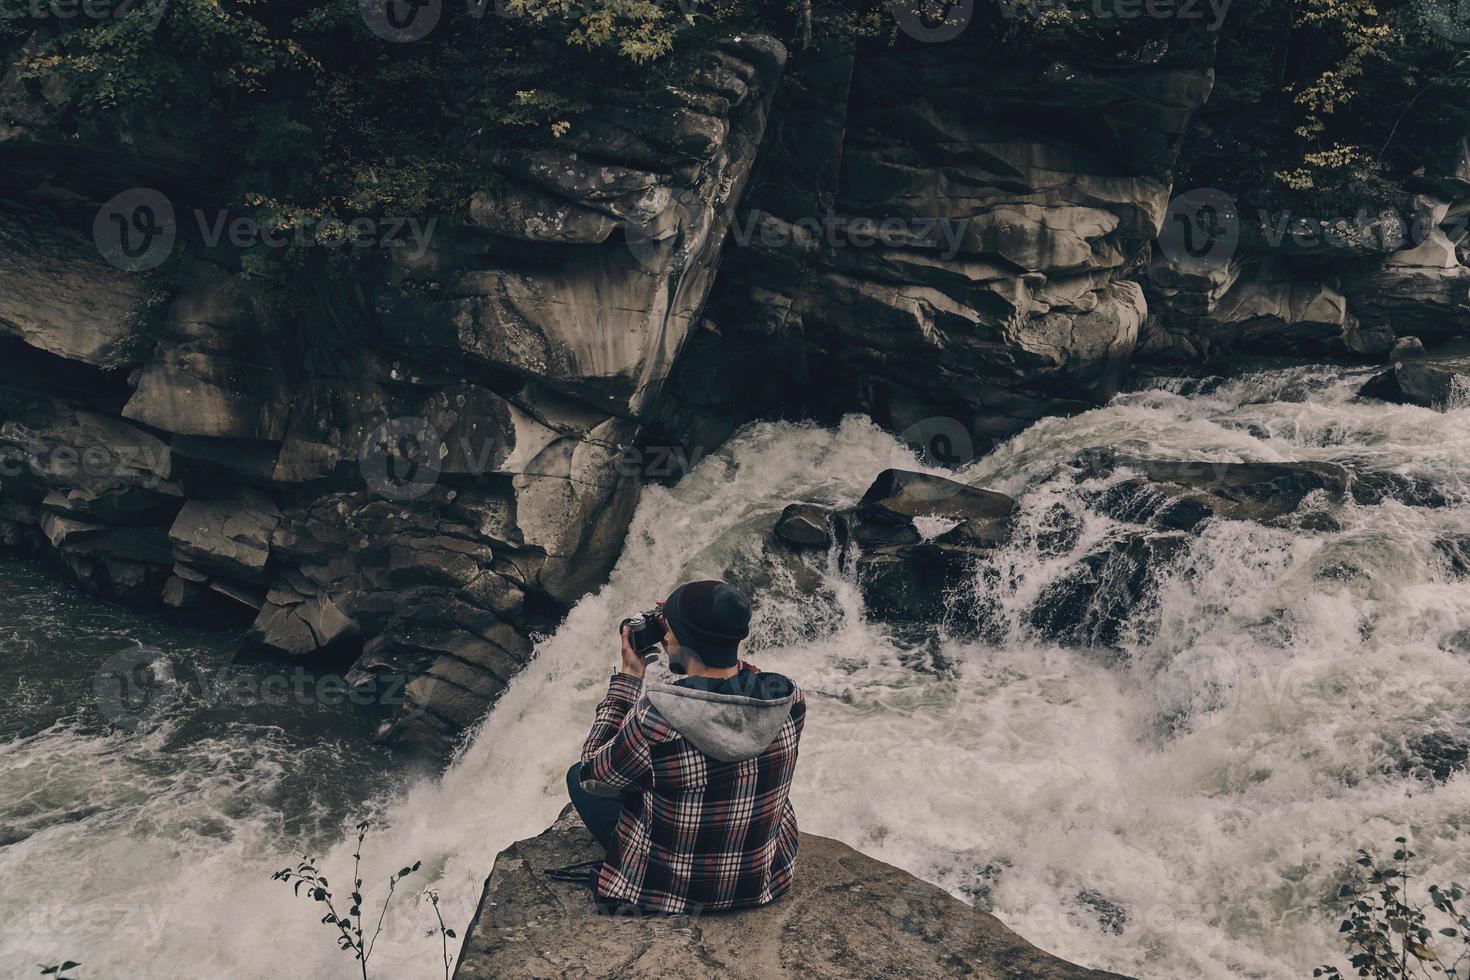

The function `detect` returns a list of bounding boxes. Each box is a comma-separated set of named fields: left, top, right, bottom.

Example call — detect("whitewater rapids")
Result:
left=1, top=360, right=1468, bottom=979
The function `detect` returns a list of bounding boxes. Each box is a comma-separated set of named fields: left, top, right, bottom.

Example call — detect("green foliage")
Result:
left=1179, top=0, right=1470, bottom=213
left=15, top=0, right=304, bottom=114
left=37, top=963, right=81, bottom=980
left=271, top=820, right=435, bottom=980
left=1314, top=837, right=1470, bottom=980
left=6, top=0, right=793, bottom=237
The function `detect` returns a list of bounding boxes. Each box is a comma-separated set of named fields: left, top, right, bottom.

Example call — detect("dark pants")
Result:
left=566, top=761, right=622, bottom=854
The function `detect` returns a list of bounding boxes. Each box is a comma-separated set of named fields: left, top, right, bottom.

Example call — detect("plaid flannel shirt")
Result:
left=579, top=663, right=805, bottom=914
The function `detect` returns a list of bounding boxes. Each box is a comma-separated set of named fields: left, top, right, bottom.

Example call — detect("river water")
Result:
left=1, top=358, right=1468, bottom=979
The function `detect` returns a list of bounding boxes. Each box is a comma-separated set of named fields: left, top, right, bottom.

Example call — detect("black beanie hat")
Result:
left=662, top=580, right=751, bottom=668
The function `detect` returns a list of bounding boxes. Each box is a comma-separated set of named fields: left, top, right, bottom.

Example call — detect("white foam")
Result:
left=3, top=374, right=1469, bottom=979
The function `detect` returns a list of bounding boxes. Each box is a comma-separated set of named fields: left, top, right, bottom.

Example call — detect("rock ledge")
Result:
left=452, top=808, right=1131, bottom=979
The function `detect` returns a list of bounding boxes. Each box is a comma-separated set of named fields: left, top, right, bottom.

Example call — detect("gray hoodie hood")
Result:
left=645, top=674, right=798, bottom=763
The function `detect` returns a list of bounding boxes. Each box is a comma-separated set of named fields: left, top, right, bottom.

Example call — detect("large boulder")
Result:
left=773, top=470, right=1016, bottom=629
left=1083, top=454, right=1350, bottom=527
left=857, top=469, right=1015, bottom=530
left=452, top=807, right=1131, bottom=980
left=1359, top=360, right=1470, bottom=410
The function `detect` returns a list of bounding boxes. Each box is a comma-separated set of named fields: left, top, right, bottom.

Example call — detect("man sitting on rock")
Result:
left=566, top=580, right=806, bottom=914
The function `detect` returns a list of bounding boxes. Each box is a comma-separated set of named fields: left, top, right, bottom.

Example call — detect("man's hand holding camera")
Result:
left=618, top=600, right=670, bottom=679
left=618, top=623, right=647, bottom=679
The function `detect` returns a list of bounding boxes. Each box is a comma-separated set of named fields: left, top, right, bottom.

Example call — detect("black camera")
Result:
left=620, top=608, right=667, bottom=658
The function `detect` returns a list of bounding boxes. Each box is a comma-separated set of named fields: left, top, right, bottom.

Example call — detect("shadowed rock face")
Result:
left=0, top=33, right=787, bottom=749
left=451, top=807, right=1133, bottom=980
left=1359, top=359, right=1470, bottom=410
left=661, top=20, right=1218, bottom=457
left=1142, top=194, right=1470, bottom=360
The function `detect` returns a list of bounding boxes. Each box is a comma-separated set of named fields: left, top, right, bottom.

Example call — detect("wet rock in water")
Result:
left=1029, top=532, right=1190, bottom=649
left=857, top=469, right=1015, bottom=532
left=770, top=471, right=1015, bottom=630
left=1388, top=336, right=1426, bottom=361
left=1434, top=536, right=1470, bottom=578
left=1348, top=469, right=1452, bottom=508
left=1083, top=452, right=1349, bottom=526
left=856, top=540, right=992, bottom=627
left=1358, top=361, right=1470, bottom=409
left=452, top=808, right=1132, bottom=980
left=1399, top=731, right=1470, bottom=783
left=1075, top=889, right=1130, bottom=936
left=1034, top=502, right=1085, bottom=557
left=721, top=542, right=845, bottom=651
left=773, top=503, right=833, bottom=549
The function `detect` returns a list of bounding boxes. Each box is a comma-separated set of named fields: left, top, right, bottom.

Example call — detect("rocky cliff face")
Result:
left=0, top=33, right=786, bottom=748
left=1141, top=184, right=1470, bottom=360
left=451, top=807, right=1131, bottom=980
left=3, top=6, right=1469, bottom=748
left=662, top=17, right=1217, bottom=459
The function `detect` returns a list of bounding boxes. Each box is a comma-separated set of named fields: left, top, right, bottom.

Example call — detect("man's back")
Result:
left=579, top=663, right=806, bottom=914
